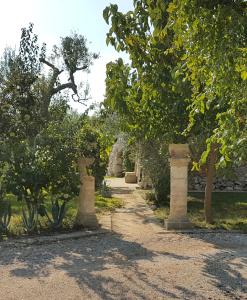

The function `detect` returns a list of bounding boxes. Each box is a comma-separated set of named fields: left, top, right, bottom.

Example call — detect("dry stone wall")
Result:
left=189, top=165, right=247, bottom=191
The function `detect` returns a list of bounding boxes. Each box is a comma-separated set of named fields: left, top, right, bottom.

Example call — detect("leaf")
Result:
left=166, top=3, right=176, bottom=14
left=103, top=7, right=110, bottom=24
left=240, top=71, right=247, bottom=80
left=125, top=37, right=134, bottom=46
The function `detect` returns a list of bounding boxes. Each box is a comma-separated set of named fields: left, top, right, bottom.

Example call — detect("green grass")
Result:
left=1, top=193, right=123, bottom=236
left=154, top=192, right=247, bottom=232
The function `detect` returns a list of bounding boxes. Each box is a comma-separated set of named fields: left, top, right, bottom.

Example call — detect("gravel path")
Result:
left=0, top=178, right=246, bottom=300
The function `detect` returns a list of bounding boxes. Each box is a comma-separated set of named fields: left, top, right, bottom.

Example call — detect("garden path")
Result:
left=0, top=177, right=246, bottom=300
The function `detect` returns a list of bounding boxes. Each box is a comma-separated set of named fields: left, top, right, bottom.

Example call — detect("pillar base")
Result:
left=165, top=217, right=193, bottom=230
left=75, top=213, right=99, bottom=229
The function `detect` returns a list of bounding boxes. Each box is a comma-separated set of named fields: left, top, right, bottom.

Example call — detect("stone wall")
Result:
left=189, top=165, right=247, bottom=192
left=135, top=160, right=247, bottom=192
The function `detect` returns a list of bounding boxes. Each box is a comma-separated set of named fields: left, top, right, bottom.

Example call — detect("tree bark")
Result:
left=204, top=143, right=217, bottom=223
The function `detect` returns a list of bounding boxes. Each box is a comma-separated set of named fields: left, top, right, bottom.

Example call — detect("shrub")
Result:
left=139, top=140, right=170, bottom=205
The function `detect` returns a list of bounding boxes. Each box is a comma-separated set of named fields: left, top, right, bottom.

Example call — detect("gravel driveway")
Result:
left=0, top=178, right=246, bottom=300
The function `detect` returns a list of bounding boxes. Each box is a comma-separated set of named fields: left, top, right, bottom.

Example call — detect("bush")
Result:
left=0, top=200, right=11, bottom=233
left=123, top=147, right=135, bottom=172
left=139, top=140, right=170, bottom=205
left=99, top=180, right=112, bottom=198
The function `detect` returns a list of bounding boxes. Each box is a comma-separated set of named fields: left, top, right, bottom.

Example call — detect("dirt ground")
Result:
left=0, top=178, right=246, bottom=300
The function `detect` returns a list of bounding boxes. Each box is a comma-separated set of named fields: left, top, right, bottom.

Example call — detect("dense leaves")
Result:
left=164, top=0, right=247, bottom=165
left=0, top=24, right=105, bottom=229
left=103, top=0, right=191, bottom=202
left=103, top=1, right=190, bottom=142
left=103, top=0, right=247, bottom=217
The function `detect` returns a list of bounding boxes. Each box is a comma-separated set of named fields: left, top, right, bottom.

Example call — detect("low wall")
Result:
left=189, top=165, right=247, bottom=192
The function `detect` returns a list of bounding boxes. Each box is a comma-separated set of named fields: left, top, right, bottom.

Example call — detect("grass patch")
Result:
left=1, top=193, right=123, bottom=236
left=154, top=192, right=247, bottom=232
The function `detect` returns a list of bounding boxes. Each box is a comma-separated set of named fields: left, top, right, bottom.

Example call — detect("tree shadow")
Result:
left=174, top=286, right=208, bottom=300
left=0, top=232, right=182, bottom=299
left=110, top=187, right=133, bottom=195
left=184, top=232, right=247, bottom=298
left=1, top=230, right=242, bottom=299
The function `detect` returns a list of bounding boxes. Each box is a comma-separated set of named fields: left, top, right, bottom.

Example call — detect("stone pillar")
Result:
left=75, top=158, right=99, bottom=228
left=135, top=158, right=142, bottom=184
left=165, top=144, right=192, bottom=230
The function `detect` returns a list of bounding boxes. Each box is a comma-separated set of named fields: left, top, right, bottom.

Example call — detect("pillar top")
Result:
left=78, top=157, right=95, bottom=166
left=169, top=144, right=190, bottom=159
left=169, top=157, right=190, bottom=167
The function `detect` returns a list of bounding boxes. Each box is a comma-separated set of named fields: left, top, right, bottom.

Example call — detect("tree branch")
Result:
left=76, top=65, right=88, bottom=71
left=52, top=82, right=77, bottom=95
left=72, top=94, right=88, bottom=104
left=40, top=58, right=89, bottom=105
left=39, top=58, right=63, bottom=75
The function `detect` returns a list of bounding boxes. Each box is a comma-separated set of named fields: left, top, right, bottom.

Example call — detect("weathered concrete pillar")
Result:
left=165, top=144, right=192, bottom=230
left=75, top=158, right=99, bottom=228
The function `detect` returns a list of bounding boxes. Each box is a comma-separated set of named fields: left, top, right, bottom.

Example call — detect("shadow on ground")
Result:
left=0, top=229, right=246, bottom=299
left=184, top=232, right=247, bottom=298
left=110, top=187, right=133, bottom=195
left=0, top=232, right=182, bottom=299
left=1, top=176, right=247, bottom=300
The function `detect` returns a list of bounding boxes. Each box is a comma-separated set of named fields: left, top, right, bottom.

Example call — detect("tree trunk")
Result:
left=204, top=143, right=217, bottom=224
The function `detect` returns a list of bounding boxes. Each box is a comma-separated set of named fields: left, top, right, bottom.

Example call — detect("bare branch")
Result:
left=76, top=65, right=88, bottom=71
left=52, top=82, right=77, bottom=95
left=72, top=94, right=88, bottom=104
left=39, top=58, right=63, bottom=75
left=40, top=58, right=89, bottom=105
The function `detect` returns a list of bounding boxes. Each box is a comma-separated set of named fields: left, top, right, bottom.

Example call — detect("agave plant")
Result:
left=42, top=199, right=67, bottom=229
left=100, top=180, right=112, bottom=198
left=22, top=202, right=38, bottom=233
left=0, top=201, right=12, bottom=233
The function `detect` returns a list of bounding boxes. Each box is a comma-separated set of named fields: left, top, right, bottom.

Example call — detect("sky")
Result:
left=0, top=0, right=134, bottom=112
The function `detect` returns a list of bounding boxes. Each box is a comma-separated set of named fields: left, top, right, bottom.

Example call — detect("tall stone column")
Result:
left=165, top=144, right=192, bottom=230
left=75, top=158, right=99, bottom=228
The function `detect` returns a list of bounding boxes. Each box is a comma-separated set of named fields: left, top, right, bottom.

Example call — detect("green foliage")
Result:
left=122, top=139, right=135, bottom=172
left=164, top=0, right=247, bottom=165
left=103, top=2, right=193, bottom=205
left=0, top=201, right=12, bottom=233
left=139, top=140, right=170, bottom=204
left=0, top=24, right=43, bottom=141
left=37, top=104, right=82, bottom=199
left=0, top=23, right=100, bottom=207
left=0, top=192, right=122, bottom=236
left=104, top=0, right=247, bottom=171
left=0, top=23, right=109, bottom=237
left=123, top=147, right=135, bottom=172
left=76, top=120, right=108, bottom=187
left=103, top=3, right=190, bottom=143
left=22, top=202, right=38, bottom=233
left=99, top=180, right=112, bottom=198
left=76, top=123, right=100, bottom=158
left=144, top=190, right=157, bottom=203
left=46, top=199, right=67, bottom=229
left=0, top=22, right=97, bottom=134
left=95, top=193, right=123, bottom=212
left=155, top=192, right=247, bottom=232
left=61, top=33, right=98, bottom=73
